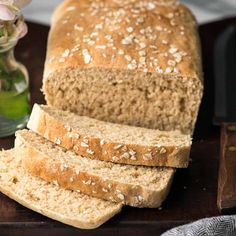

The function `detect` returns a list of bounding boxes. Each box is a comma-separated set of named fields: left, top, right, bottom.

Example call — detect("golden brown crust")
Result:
left=44, top=0, right=202, bottom=81
left=27, top=104, right=190, bottom=168
left=16, top=135, right=174, bottom=208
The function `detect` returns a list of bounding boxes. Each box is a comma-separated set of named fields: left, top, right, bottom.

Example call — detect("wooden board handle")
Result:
left=218, top=123, right=236, bottom=212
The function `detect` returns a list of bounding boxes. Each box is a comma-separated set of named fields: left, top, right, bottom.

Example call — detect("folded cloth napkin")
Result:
left=162, top=215, right=236, bottom=236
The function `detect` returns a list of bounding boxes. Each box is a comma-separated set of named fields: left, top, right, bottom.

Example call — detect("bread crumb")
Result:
left=138, top=195, right=143, bottom=201
left=54, top=138, right=61, bottom=145
left=81, top=141, right=89, bottom=147
left=139, top=42, right=146, bottom=49
left=122, top=35, right=134, bottom=45
left=112, top=156, right=119, bottom=161
left=62, top=49, right=70, bottom=57
left=117, top=193, right=125, bottom=200
left=100, top=139, right=105, bottom=145
left=82, top=179, right=92, bottom=185
left=126, top=27, right=134, bottom=33
left=53, top=180, right=59, bottom=186
left=95, top=45, right=106, bottom=49
left=95, top=23, right=103, bottom=30
left=114, top=144, right=123, bottom=150
left=64, top=125, right=72, bottom=132
left=125, top=55, right=132, bottom=62
left=118, top=49, right=124, bottom=55
left=86, top=149, right=95, bottom=155
left=160, top=147, right=167, bottom=154
left=82, top=49, right=92, bottom=64
left=58, top=58, right=65, bottom=63
left=70, top=177, right=74, bottom=182
left=143, top=152, right=153, bottom=160
left=130, top=156, right=137, bottom=161
left=120, top=152, right=129, bottom=159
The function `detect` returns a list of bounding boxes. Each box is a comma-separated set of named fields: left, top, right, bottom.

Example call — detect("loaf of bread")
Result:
left=43, top=0, right=203, bottom=135
left=27, top=104, right=191, bottom=168
left=16, top=129, right=175, bottom=208
left=0, top=149, right=122, bottom=229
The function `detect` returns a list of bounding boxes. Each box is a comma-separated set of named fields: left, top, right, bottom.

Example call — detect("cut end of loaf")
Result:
left=43, top=68, right=203, bottom=135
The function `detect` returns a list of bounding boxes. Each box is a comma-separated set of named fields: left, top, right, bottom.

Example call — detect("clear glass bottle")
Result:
left=0, top=40, right=30, bottom=137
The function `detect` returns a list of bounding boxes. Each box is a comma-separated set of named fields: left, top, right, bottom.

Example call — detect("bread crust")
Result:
left=44, top=0, right=202, bottom=80
left=16, top=131, right=175, bottom=208
left=27, top=104, right=191, bottom=168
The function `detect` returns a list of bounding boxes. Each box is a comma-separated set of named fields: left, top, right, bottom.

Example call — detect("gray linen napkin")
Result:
left=162, top=216, right=236, bottom=236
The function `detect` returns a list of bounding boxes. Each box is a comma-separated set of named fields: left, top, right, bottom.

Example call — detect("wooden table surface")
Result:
left=0, top=18, right=235, bottom=235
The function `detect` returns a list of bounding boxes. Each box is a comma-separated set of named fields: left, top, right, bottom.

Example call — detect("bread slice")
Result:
left=27, top=104, right=191, bottom=168
left=15, top=129, right=175, bottom=208
left=43, top=0, right=203, bottom=135
left=0, top=149, right=122, bottom=229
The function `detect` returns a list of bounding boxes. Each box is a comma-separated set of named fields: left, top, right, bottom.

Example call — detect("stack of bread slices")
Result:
left=0, top=0, right=203, bottom=230
left=0, top=104, right=191, bottom=228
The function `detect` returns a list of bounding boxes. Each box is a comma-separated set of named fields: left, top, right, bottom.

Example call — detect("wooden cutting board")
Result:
left=0, top=18, right=235, bottom=236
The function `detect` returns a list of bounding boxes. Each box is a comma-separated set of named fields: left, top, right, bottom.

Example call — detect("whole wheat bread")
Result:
left=27, top=104, right=191, bottom=168
left=43, top=0, right=203, bottom=135
left=15, top=129, right=175, bottom=208
left=0, top=149, right=122, bottom=229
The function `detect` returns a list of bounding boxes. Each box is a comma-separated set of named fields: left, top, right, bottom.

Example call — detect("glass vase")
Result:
left=0, top=41, right=30, bottom=137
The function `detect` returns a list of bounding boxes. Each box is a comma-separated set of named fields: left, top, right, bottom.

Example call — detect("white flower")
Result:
left=0, top=0, right=31, bottom=8
left=0, top=0, right=31, bottom=21
left=0, top=4, right=15, bottom=21
left=0, top=0, right=30, bottom=45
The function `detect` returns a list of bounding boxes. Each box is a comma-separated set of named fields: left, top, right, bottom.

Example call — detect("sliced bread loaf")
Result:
left=43, top=0, right=203, bottom=135
left=27, top=104, right=191, bottom=168
left=0, top=149, right=122, bottom=229
left=15, top=129, right=175, bottom=208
